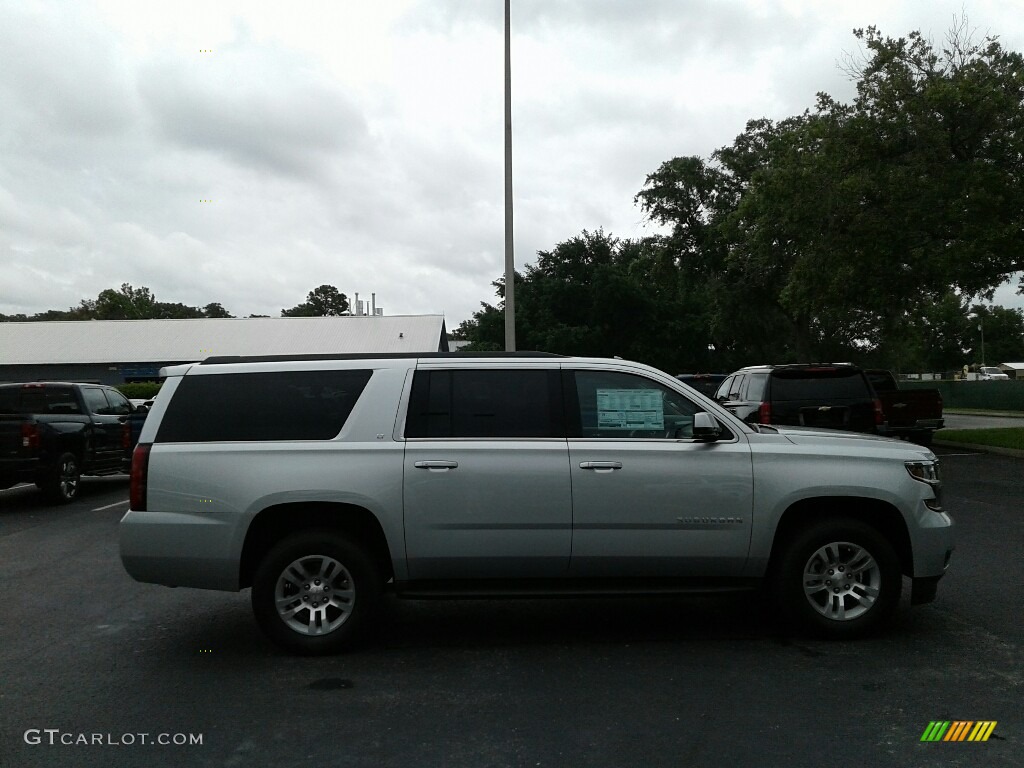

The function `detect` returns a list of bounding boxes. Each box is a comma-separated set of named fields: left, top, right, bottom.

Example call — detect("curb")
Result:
left=933, top=439, right=1024, bottom=459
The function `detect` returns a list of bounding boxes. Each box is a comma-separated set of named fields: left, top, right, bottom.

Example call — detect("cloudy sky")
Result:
left=2, top=0, right=1022, bottom=325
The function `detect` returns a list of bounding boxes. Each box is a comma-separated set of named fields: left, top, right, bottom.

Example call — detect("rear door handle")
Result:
left=414, top=460, right=459, bottom=470
left=579, top=461, right=623, bottom=472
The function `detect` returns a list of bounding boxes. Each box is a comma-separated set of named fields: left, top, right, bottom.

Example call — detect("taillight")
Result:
left=130, top=443, right=151, bottom=511
left=873, top=398, right=884, bottom=426
left=758, top=401, right=771, bottom=424
left=21, top=423, right=40, bottom=450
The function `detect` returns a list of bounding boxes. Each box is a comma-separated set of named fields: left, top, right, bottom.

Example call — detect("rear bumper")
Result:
left=878, top=419, right=944, bottom=435
left=119, top=509, right=241, bottom=591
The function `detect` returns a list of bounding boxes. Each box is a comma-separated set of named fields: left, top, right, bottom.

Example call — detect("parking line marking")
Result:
left=93, top=500, right=130, bottom=511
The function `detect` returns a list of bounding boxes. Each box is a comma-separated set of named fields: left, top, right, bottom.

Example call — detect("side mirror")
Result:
left=692, top=412, right=721, bottom=442
left=133, top=405, right=149, bottom=414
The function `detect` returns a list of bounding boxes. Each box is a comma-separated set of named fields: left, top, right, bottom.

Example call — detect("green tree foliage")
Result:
left=1, top=285, right=235, bottom=322
left=281, top=285, right=350, bottom=317
left=969, top=304, right=1024, bottom=365
left=455, top=230, right=719, bottom=372
left=636, top=23, right=1024, bottom=363
left=115, top=382, right=163, bottom=399
left=203, top=302, right=234, bottom=318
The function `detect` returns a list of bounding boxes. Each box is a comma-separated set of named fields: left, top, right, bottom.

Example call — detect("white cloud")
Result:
left=1, top=0, right=1023, bottom=324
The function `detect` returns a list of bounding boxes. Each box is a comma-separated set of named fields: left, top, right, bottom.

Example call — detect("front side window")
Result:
left=714, top=376, right=734, bottom=401
left=81, top=387, right=110, bottom=415
left=405, top=369, right=561, bottom=438
left=570, top=370, right=701, bottom=440
left=104, top=389, right=131, bottom=415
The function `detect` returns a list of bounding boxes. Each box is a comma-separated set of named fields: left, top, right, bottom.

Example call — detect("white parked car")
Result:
left=978, top=367, right=1009, bottom=381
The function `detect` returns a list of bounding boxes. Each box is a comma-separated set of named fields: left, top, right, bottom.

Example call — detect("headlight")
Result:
left=905, top=460, right=940, bottom=485
left=906, top=460, right=942, bottom=510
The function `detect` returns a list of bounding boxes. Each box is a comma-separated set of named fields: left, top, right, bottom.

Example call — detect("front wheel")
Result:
left=773, top=518, right=901, bottom=639
left=251, top=530, right=381, bottom=655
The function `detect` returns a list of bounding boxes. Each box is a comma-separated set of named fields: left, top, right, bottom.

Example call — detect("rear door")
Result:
left=402, top=366, right=573, bottom=579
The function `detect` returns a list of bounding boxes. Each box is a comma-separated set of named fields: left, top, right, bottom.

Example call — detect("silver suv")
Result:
left=120, top=354, right=953, bottom=654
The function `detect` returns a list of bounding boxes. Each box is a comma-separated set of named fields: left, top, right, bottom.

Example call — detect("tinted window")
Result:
left=156, top=370, right=372, bottom=442
left=770, top=369, right=871, bottom=401
left=104, top=389, right=131, bottom=415
left=729, top=374, right=746, bottom=400
left=865, top=371, right=896, bottom=391
left=82, top=387, right=110, bottom=414
left=405, top=369, right=560, bottom=438
left=714, top=376, right=734, bottom=401
left=0, top=387, right=82, bottom=415
left=571, top=370, right=700, bottom=439
left=742, top=373, right=768, bottom=401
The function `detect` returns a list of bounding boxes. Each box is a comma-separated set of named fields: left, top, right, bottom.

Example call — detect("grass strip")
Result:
left=934, top=427, right=1024, bottom=450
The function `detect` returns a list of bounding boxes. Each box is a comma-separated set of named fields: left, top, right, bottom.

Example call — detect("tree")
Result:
left=92, top=284, right=157, bottom=319
left=203, top=302, right=234, bottom=318
left=455, top=230, right=718, bottom=372
left=635, top=23, right=1024, bottom=364
left=969, top=304, right=1024, bottom=365
left=282, top=285, right=349, bottom=317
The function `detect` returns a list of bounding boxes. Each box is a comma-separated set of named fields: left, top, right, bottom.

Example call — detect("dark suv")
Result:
left=714, top=364, right=882, bottom=433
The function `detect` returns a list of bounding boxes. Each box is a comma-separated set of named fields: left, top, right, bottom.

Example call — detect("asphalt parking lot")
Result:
left=0, top=446, right=1020, bottom=768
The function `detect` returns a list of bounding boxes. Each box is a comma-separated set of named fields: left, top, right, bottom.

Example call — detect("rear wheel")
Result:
left=251, top=530, right=381, bottom=655
left=41, top=452, right=81, bottom=504
left=774, top=517, right=901, bottom=639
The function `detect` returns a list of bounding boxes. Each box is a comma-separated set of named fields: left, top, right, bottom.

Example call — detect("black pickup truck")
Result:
left=865, top=370, right=944, bottom=446
left=0, top=382, right=147, bottom=503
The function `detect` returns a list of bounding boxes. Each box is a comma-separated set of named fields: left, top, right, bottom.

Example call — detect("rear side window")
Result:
left=405, top=369, right=561, bottom=438
left=156, top=370, right=372, bottom=442
left=770, top=369, right=871, bottom=401
left=742, top=373, right=768, bottom=401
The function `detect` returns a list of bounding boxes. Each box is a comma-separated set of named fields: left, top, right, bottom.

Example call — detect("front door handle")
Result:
left=414, top=460, right=459, bottom=470
left=579, top=461, right=623, bottom=472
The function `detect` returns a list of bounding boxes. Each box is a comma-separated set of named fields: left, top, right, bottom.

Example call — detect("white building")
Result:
left=0, top=315, right=449, bottom=384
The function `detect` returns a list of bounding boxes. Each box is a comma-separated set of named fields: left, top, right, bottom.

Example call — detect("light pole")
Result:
left=978, top=322, right=985, bottom=367
left=503, top=0, right=516, bottom=351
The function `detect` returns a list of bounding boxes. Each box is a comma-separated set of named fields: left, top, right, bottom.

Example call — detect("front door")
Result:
left=565, top=368, right=754, bottom=578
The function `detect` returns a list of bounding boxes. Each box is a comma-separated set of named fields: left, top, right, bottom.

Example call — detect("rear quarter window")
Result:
left=155, top=370, right=372, bottom=442
left=0, top=387, right=82, bottom=415
left=770, top=370, right=871, bottom=401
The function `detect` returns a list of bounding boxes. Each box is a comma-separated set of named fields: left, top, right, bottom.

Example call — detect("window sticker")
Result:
left=596, top=389, right=664, bottom=430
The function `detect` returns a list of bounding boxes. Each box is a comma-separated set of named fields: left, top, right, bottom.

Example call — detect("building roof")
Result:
left=998, top=362, right=1024, bottom=371
left=0, top=316, right=448, bottom=365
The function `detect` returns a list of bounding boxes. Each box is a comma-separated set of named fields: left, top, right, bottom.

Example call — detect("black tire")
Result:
left=910, top=432, right=934, bottom=447
left=251, top=530, right=381, bottom=655
left=773, top=517, right=901, bottom=639
left=41, top=452, right=82, bottom=504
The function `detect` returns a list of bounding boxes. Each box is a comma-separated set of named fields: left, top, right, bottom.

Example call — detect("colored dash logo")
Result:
left=921, top=721, right=997, bottom=742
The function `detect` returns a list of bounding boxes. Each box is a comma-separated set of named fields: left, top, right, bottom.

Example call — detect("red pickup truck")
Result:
left=0, top=382, right=146, bottom=503
left=866, top=370, right=944, bottom=446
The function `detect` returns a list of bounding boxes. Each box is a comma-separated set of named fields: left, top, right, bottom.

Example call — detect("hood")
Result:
left=771, top=425, right=936, bottom=458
